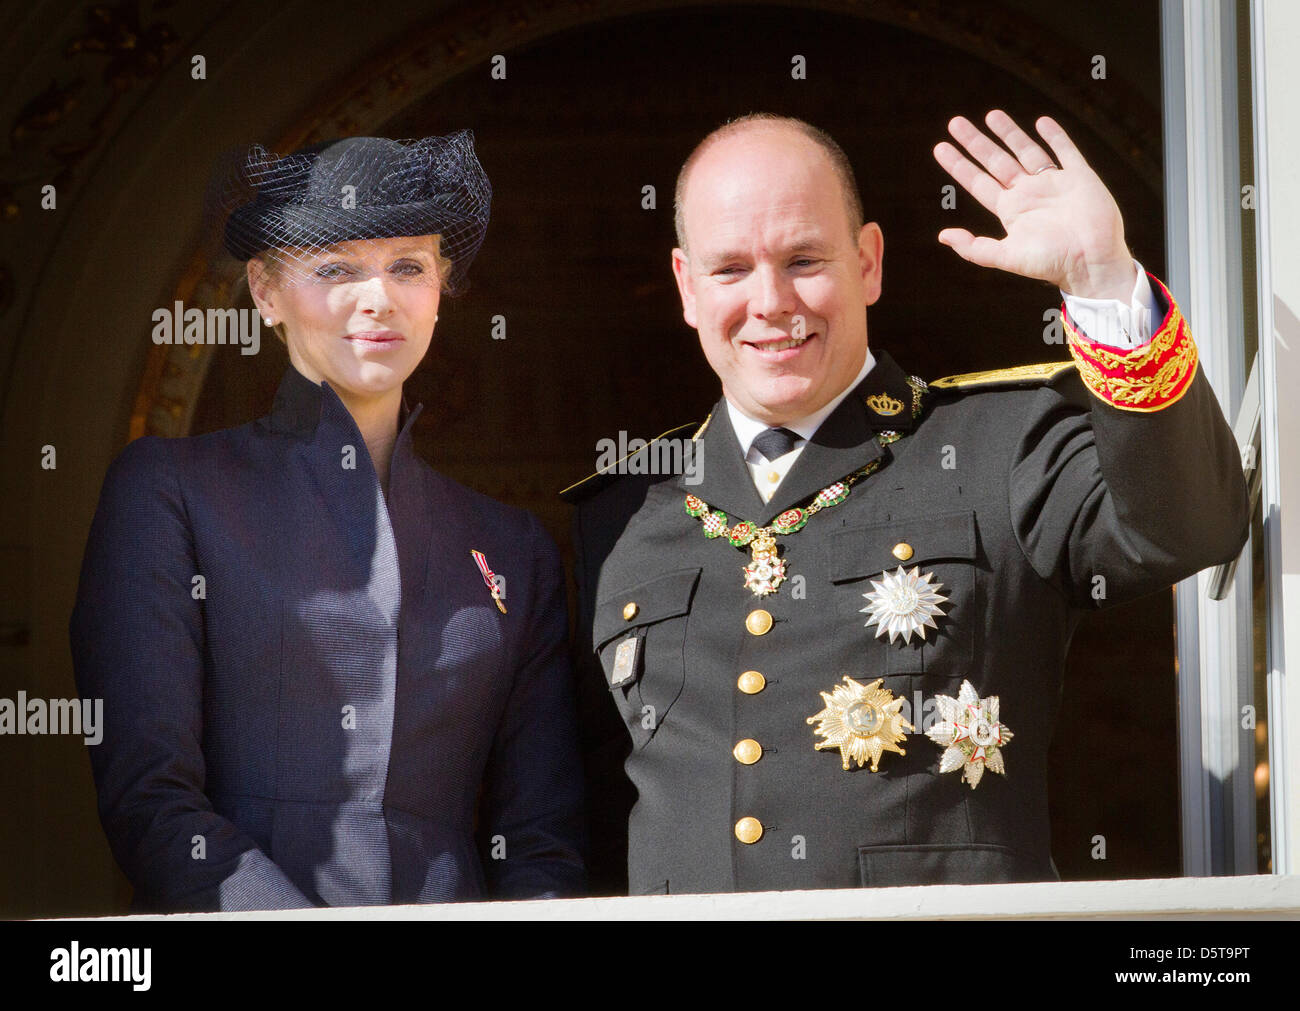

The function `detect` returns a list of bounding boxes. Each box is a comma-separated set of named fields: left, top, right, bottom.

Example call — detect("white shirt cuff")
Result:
left=1060, top=259, right=1159, bottom=350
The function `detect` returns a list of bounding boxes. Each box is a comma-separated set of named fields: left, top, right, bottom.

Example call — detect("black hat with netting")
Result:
left=216, top=131, right=491, bottom=293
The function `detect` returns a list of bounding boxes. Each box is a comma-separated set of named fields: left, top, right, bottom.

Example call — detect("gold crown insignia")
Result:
left=865, top=392, right=904, bottom=417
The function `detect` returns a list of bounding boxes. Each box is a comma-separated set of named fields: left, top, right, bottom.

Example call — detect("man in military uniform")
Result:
left=565, top=111, right=1249, bottom=895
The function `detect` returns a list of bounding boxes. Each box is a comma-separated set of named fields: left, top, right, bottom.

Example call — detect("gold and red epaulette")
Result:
left=1062, top=273, right=1198, bottom=412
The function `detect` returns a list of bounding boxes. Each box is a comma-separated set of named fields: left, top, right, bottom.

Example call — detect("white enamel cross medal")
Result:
left=742, top=533, right=788, bottom=597
left=925, top=680, right=1014, bottom=789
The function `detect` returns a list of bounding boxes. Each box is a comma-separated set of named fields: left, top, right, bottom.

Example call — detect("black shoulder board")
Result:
left=929, top=361, right=1077, bottom=392
left=559, top=422, right=699, bottom=504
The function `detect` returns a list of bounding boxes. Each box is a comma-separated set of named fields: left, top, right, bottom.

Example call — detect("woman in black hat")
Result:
left=70, top=133, right=585, bottom=911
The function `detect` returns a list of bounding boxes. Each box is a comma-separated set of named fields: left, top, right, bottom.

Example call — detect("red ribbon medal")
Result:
left=471, top=550, right=507, bottom=614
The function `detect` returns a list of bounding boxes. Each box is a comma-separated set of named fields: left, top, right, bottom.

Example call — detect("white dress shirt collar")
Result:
left=726, top=347, right=878, bottom=457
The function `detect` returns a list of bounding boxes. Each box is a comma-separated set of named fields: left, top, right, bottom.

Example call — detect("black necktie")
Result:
left=751, top=427, right=801, bottom=462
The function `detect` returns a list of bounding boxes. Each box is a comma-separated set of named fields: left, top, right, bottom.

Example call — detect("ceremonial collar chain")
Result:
left=685, top=376, right=926, bottom=597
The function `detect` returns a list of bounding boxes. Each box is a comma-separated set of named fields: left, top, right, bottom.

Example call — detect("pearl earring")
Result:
left=263, top=317, right=274, bottom=326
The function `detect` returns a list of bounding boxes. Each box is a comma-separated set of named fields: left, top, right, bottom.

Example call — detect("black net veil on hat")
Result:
left=207, top=131, right=492, bottom=294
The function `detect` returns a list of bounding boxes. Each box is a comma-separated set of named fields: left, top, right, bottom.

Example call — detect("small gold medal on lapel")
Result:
left=860, top=566, right=948, bottom=643
left=806, top=676, right=914, bottom=772
left=925, top=680, right=1013, bottom=789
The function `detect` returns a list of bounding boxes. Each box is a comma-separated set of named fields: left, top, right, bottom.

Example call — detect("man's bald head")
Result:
left=673, top=114, right=865, bottom=252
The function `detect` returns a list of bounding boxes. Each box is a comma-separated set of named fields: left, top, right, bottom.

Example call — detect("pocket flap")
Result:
left=828, top=510, right=977, bottom=583
left=857, top=842, right=1051, bottom=886
left=594, top=567, right=702, bottom=651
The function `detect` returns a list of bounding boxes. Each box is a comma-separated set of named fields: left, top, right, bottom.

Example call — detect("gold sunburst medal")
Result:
left=806, top=676, right=914, bottom=771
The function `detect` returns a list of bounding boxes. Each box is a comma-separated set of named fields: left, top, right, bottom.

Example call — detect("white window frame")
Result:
left=1249, top=0, right=1300, bottom=877
left=1162, top=0, right=1294, bottom=877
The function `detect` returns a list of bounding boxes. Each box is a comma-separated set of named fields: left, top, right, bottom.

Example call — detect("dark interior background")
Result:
left=194, top=4, right=1175, bottom=888
left=1, top=0, right=1177, bottom=915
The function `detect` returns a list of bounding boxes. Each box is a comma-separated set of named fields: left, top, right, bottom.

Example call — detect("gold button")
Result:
left=892, top=542, right=914, bottom=561
left=622, top=602, right=638, bottom=620
left=745, top=609, right=773, bottom=636
left=737, top=670, right=766, bottom=694
left=733, top=739, right=762, bottom=765
left=767, top=470, right=780, bottom=483
left=734, top=817, right=764, bottom=844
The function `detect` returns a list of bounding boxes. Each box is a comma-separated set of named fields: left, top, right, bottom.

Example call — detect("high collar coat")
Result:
left=72, top=365, right=584, bottom=911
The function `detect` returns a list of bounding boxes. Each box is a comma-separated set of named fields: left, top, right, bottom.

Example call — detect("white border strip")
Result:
left=54, top=875, right=1300, bottom=922
left=1251, top=0, right=1292, bottom=877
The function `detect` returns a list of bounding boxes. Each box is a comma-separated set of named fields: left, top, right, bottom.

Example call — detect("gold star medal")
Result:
left=806, top=676, right=914, bottom=771
left=925, top=680, right=1013, bottom=789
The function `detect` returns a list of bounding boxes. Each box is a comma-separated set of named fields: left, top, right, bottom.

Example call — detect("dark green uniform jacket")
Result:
left=567, top=342, right=1249, bottom=896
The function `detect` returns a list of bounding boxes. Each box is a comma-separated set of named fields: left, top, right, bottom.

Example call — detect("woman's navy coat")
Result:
left=71, top=364, right=585, bottom=911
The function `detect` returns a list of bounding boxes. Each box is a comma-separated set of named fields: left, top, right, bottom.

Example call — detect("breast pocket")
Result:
left=826, top=510, right=978, bottom=679
left=593, top=567, right=701, bottom=748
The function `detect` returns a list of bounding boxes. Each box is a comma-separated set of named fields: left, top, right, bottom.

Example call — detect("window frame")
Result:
left=1161, top=0, right=1293, bottom=878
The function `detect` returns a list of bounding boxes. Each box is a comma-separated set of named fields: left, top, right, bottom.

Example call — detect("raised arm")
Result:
left=933, top=110, right=1137, bottom=302
left=932, top=110, right=1249, bottom=601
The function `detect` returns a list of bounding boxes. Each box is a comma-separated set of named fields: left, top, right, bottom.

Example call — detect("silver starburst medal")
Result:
left=860, top=565, right=948, bottom=643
